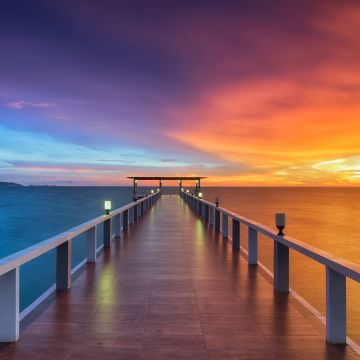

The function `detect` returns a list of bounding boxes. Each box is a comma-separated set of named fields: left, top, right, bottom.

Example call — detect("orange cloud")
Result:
left=166, top=71, right=360, bottom=185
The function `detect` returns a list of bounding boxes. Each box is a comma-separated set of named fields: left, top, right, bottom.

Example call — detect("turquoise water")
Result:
left=0, top=186, right=140, bottom=310
left=1, top=186, right=359, bottom=344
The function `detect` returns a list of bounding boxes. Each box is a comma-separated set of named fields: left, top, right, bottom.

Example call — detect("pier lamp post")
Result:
left=133, top=179, right=138, bottom=201
left=275, top=213, right=286, bottom=236
left=104, top=200, right=112, bottom=215
left=215, top=197, right=219, bottom=207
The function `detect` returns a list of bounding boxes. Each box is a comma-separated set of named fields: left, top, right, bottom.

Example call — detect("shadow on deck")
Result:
left=0, top=197, right=358, bottom=359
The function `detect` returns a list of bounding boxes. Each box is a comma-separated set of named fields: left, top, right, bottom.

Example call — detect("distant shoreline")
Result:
left=0, top=181, right=24, bottom=187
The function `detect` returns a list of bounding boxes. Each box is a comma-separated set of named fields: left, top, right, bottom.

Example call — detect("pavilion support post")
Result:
left=232, top=219, right=240, bottom=249
left=0, top=268, right=19, bottom=342
left=326, top=267, right=346, bottom=344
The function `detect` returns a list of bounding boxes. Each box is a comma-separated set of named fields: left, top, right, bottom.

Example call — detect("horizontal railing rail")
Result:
left=180, top=191, right=360, bottom=345
left=0, top=191, right=161, bottom=342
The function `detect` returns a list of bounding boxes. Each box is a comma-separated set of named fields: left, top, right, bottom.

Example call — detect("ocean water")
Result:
left=0, top=186, right=141, bottom=311
left=0, top=186, right=359, bottom=343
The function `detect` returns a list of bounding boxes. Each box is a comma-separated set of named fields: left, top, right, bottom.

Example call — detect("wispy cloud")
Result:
left=160, top=159, right=178, bottom=162
left=97, top=159, right=135, bottom=164
left=6, top=101, right=56, bottom=110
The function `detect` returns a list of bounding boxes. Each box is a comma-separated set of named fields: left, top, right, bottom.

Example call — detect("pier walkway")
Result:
left=0, top=197, right=359, bottom=359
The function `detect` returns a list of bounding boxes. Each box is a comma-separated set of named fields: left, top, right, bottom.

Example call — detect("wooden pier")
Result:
left=0, top=194, right=359, bottom=359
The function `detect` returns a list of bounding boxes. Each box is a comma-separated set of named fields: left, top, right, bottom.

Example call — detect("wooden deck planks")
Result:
left=0, top=196, right=359, bottom=359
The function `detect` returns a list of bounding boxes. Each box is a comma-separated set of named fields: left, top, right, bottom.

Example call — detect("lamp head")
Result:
left=104, top=200, right=112, bottom=215
left=275, top=213, right=286, bottom=236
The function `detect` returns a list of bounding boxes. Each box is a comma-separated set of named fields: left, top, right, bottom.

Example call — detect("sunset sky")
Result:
left=1, top=0, right=360, bottom=186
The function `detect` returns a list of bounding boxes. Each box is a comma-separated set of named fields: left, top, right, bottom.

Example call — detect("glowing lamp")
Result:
left=151, top=190, right=154, bottom=194
left=275, top=213, right=286, bottom=236
left=157, top=188, right=160, bottom=191
left=198, top=192, right=203, bottom=198
left=181, top=187, right=184, bottom=191
left=104, top=200, right=112, bottom=215
left=186, top=189, right=189, bottom=193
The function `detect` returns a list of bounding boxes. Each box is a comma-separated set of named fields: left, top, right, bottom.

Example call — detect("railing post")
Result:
left=274, top=241, right=289, bottom=292
left=134, top=204, right=138, bottom=221
left=56, top=240, right=72, bottom=291
left=326, top=267, right=346, bottom=344
left=215, top=209, right=220, bottom=231
left=232, top=219, right=240, bottom=249
left=129, top=206, right=134, bottom=224
left=123, top=209, right=128, bottom=230
left=248, top=227, right=258, bottom=265
left=205, top=204, right=209, bottom=222
left=209, top=207, right=214, bottom=225
left=87, top=226, right=97, bottom=262
left=114, top=214, right=121, bottom=238
left=0, top=268, right=19, bottom=342
left=103, top=218, right=112, bottom=248
left=222, top=213, right=228, bottom=238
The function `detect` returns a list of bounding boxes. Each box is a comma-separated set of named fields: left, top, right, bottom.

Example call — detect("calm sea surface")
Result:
left=0, top=186, right=359, bottom=343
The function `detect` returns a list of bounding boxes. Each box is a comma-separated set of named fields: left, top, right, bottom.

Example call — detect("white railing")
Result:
left=0, top=191, right=161, bottom=342
left=180, top=191, right=360, bottom=345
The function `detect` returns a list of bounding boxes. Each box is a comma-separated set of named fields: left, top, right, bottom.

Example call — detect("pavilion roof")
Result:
left=127, top=176, right=206, bottom=180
